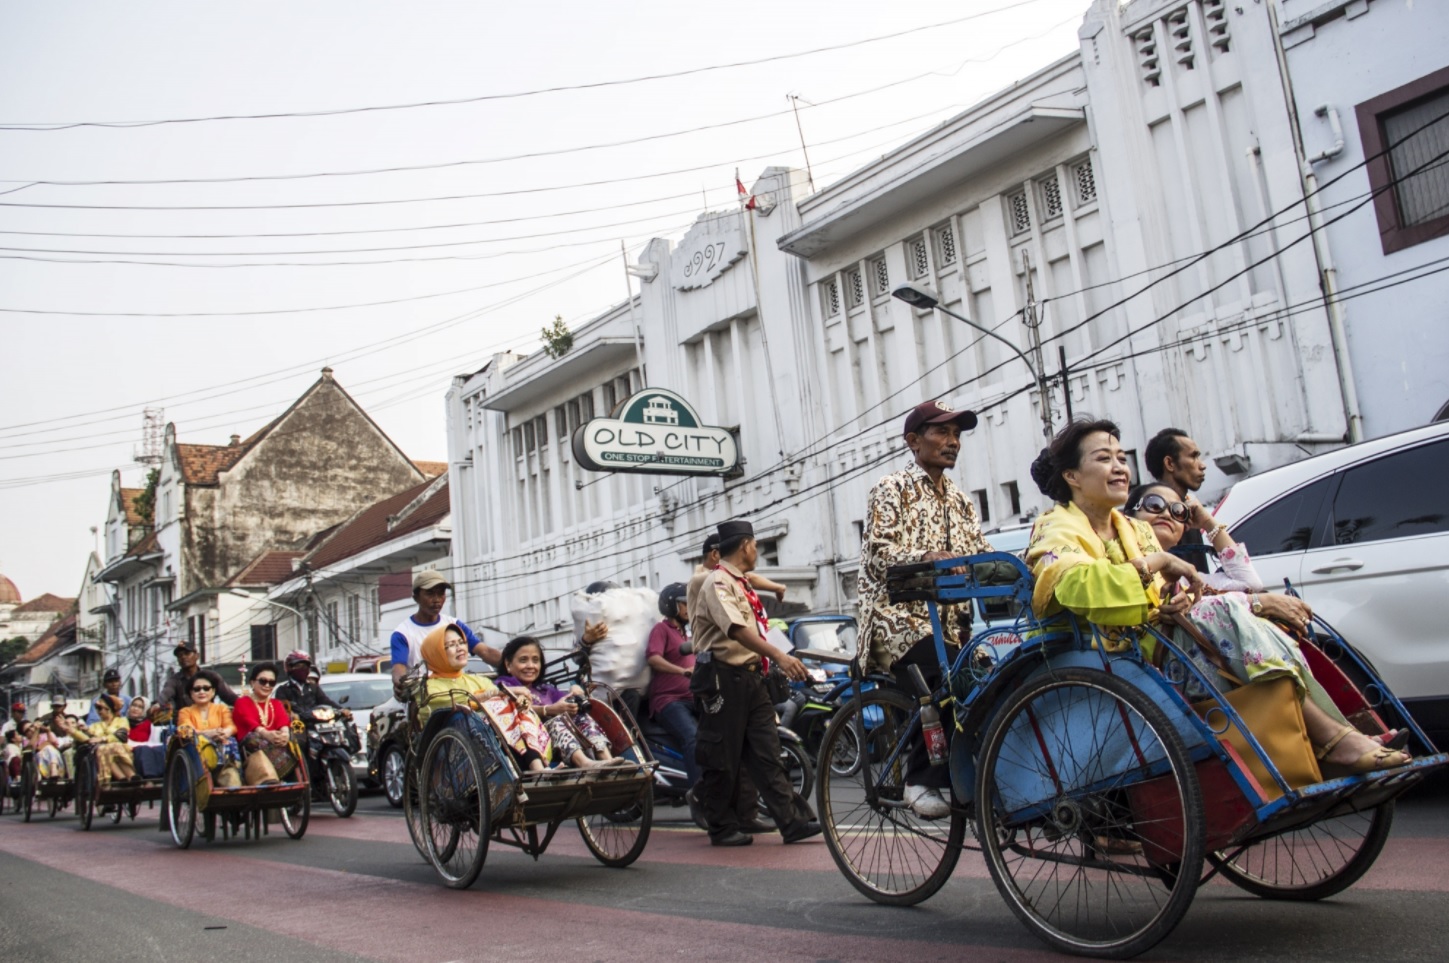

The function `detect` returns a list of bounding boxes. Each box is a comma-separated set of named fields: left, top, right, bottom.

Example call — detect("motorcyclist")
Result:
left=273, top=651, right=352, bottom=728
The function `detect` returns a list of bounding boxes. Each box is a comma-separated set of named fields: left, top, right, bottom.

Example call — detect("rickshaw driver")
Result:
left=87, top=668, right=132, bottom=724
left=158, top=642, right=239, bottom=715
left=856, top=400, right=995, bottom=820
left=390, top=570, right=501, bottom=689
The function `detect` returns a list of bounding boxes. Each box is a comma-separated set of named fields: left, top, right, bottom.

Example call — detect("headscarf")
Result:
left=420, top=622, right=465, bottom=678
left=1026, top=500, right=1167, bottom=620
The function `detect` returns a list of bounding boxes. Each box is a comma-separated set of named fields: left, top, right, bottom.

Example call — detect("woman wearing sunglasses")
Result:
left=233, top=663, right=294, bottom=785
left=177, top=675, right=242, bottom=787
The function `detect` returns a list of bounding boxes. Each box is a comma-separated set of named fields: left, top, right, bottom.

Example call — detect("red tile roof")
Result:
left=12, top=593, right=75, bottom=616
left=226, top=550, right=305, bottom=588
left=120, top=487, right=145, bottom=526
left=176, top=442, right=250, bottom=486
left=413, top=460, right=448, bottom=478
left=14, top=613, right=77, bottom=665
left=303, top=477, right=450, bottom=571
left=126, top=531, right=160, bottom=558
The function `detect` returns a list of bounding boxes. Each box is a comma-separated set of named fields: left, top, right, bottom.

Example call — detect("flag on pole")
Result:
left=735, top=170, right=757, bottom=211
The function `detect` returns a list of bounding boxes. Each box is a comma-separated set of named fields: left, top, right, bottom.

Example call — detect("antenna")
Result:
left=134, top=407, right=164, bottom=467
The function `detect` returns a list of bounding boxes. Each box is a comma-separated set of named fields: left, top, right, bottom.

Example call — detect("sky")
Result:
left=0, top=0, right=1092, bottom=602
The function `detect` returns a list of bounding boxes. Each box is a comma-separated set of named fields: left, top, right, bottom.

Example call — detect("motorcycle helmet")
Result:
left=657, top=582, right=688, bottom=619
left=284, top=650, right=312, bottom=669
left=584, top=580, right=620, bottom=595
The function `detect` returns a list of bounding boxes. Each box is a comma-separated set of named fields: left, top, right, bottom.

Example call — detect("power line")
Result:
left=0, top=1, right=1058, bottom=131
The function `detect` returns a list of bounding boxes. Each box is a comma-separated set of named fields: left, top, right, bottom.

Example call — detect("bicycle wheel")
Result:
left=975, top=668, right=1203, bottom=959
left=76, top=756, right=95, bottom=831
left=279, top=787, right=310, bottom=839
left=817, top=687, right=966, bottom=906
left=579, top=786, right=653, bottom=867
left=827, top=718, right=862, bottom=777
left=1209, top=802, right=1393, bottom=901
left=381, top=744, right=406, bottom=809
left=402, top=760, right=429, bottom=860
left=164, top=751, right=197, bottom=849
left=419, top=728, right=491, bottom=889
left=21, top=759, right=35, bottom=822
left=781, top=738, right=815, bottom=802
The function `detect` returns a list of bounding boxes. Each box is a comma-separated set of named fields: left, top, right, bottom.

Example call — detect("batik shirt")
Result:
left=857, top=462, right=992, bottom=671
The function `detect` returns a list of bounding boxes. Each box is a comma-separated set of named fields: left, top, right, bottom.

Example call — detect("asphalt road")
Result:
left=3, top=777, right=1448, bottom=963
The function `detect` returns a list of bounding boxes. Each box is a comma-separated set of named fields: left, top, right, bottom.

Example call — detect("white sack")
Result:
left=571, top=586, right=658, bottom=692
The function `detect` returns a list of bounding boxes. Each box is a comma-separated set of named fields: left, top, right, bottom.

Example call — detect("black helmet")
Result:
left=658, top=583, right=688, bottom=619
left=584, top=580, right=620, bottom=595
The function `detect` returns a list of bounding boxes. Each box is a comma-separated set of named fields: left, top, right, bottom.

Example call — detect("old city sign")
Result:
left=572, top=388, right=740, bottom=476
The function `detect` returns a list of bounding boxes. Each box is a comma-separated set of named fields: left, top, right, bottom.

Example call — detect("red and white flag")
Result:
left=735, top=171, right=757, bottom=211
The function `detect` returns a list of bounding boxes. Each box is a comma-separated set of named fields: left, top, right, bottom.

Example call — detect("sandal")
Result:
left=1316, top=725, right=1411, bottom=778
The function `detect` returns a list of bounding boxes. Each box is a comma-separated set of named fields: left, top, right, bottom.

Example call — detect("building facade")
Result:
left=447, top=0, right=1447, bottom=634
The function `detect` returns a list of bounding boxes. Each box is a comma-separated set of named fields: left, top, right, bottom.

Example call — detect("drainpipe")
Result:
left=1266, top=7, right=1364, bottom=443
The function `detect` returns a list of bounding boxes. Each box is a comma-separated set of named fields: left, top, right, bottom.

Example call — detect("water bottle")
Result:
left=906, top=664, right=948, bottom=767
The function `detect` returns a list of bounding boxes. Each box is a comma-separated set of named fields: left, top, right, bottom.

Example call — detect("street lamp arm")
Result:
left=227, top=589, right=304, bottom=620
left=934, top=303, right=1040, bottom=386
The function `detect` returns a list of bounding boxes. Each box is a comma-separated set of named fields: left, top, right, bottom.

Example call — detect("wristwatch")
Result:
left=1250, top=594, right=1264, bottom=615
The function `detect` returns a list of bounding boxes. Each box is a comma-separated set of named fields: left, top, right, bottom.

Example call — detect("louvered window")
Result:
left=1007, top=190, right=1031, bottom=235
left=1203, top=0, right=1230, bottom=52
left=1040, top=176, right=1064, bottom=220
left=934, top=224, right=957, bottom=266
left=1167, top=7, right=1193, bottom=69
left=869, top=257, right=890, bottom=298
left=1073, top=158, right=1097, bottom=205
left=909, top=237, right=929, bottom=279
left=845, top=268, right=865, bottom=308
left=1134, top=27, right=1160, bottom=87
left=822, top=278, right=841, bottom=316
left=1384, top=91, right=1449, bottom=228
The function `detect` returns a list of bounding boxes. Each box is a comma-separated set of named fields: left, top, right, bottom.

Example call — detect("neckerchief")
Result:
left=728, top=567, right=772, bottom=673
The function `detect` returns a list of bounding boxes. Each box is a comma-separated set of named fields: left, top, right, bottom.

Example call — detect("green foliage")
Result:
left=540, top=314, right=574, bottom=359
left=133, top=468, right=160, bottom=524
left=0, top=636, right=29, bottom=666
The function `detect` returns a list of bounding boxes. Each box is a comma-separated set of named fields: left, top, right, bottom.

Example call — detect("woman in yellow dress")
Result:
left=418, top=623, right=552, bottom=771
left=1026, top=419, right=1408, bottom=777
left=56, top=695, right=134, bottom=785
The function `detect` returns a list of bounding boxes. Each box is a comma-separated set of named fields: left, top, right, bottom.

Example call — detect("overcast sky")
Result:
left=0, top=0, right=1090, bottom=602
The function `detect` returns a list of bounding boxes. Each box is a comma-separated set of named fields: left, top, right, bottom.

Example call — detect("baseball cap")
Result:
left=903, top=399, right=978, bottom=437
left=102, top=667, right=121, bottom=682
left=10, top=702, right=24, bottom=712
left=412, top=569, right=451, bottom=592
left=174, top=641, right=197, bottom=656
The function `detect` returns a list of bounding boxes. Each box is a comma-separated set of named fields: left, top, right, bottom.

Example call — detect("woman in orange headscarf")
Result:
left=419, top=623, right=552, bottom=771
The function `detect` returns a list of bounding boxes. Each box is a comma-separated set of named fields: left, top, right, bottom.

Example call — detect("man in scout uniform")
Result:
left=691, top=519, right=820, bottom=847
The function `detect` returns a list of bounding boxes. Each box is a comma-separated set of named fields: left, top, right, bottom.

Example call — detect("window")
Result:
left=845, top=268, right=864, bottom=309
left=908, top=237, right=929, bottom=279
left=188, top=615, right=207, bottom=663
left=1003, top=481, right=1022, bottom=518
left=1229, top=477, right=1333, bottom=556
left=554, top=405, right=567, bottom=438
left=822, top=278, right=841, bottom=317
left=755, top=538, right=780, bottom=567
left=601, top=381, right=616, bottom=413
left=934, top=223, right=957, bottom=267
left=347, top=595, right=360, bottom=643
left=1007, top=190, right=1031, bottom=235
left=511, top=427, right=524, bottom=460
left=534, top=414, right=548, bottom=448
left=1039, top=176, right=1064, bottom=220
left=869, top=256, right=890, bottom=298
left=1132, top=26, right=1161, bottom=87
left=579, top=391, right=594, bottom=422
left=327, top=601, right=340, bottom=644
left=1329, top=440, right=1449, bottom=545
left=1073, top=158, right=1097, bottom=205
left=1358, top=67, right=1449, bottom=254
left=972, top=488, right=991, bottom=524
left=523, top=420, right=536, bottom=453
left=250, top=624, right=277, bottom=663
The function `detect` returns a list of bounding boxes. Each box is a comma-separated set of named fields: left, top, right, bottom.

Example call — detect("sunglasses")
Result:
left=191, top=685, right=213, bottom=693
left=254, top=678, right=276, bottom=687
left=1133, top=492, right=1191, bottom=523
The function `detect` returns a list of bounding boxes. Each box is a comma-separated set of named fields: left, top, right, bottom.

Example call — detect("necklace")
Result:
left=255, top=696, right=274, bottom=730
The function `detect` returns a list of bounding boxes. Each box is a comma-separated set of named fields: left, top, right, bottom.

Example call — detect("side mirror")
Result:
left=338, top=694, right=351, bottom=705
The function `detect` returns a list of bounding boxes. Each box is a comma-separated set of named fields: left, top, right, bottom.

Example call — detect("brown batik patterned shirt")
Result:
left=857, top=462, right=992, bottom=671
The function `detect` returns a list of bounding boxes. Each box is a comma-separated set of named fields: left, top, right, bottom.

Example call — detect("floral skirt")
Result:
left=479, top=694, right=552, bottom=764
left=1172, top=593, right=1345, bottom=722
left=36, top=745, right=66, bottom=779
left=545, top=714, right=611, bottom=763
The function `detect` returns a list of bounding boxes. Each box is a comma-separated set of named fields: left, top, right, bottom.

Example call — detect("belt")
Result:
left=721, top=660, right=763, bottom=674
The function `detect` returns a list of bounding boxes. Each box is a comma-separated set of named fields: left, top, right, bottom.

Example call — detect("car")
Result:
left=316, top=672, right=397, bottom=784
left=1213, top=419, right=1449, bottom=738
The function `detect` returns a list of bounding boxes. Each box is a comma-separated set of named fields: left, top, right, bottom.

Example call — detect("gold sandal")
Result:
left=1316, top=725, right=1410, bottom=778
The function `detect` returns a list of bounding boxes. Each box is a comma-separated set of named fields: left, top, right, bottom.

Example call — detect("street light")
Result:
left=892, top=282, right=1054, bottom=439
left=227, top=589, right=308, bottom=661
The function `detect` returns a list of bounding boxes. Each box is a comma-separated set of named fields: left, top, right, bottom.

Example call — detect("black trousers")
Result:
left=695, top=663, right=813, bottom=839
left=891, top=635, right=959, bottom=791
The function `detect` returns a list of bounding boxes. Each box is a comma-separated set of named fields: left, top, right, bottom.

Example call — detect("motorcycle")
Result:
left=301, top=706, right=359, bottom=818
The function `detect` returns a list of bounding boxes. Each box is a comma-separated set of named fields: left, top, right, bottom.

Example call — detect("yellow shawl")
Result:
left=1026, top=501, right=1166, bottom=623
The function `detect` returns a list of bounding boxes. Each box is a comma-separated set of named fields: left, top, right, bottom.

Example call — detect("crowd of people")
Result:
left=5, top=399, right=1411, bottom=836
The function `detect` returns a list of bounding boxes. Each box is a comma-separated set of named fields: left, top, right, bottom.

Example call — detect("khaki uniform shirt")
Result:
left=857, top=461, right=992, bottom=671
left=690, top=561, right=761, bottom=667
left=685, top=563, right=711, bottom=622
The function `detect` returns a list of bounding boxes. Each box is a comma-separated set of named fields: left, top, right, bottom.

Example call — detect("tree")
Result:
left=540, top=314, right=574, bottom=359
left=0, top=636, right=29, bottom=667
left=133, top=468, right=160, bottom=524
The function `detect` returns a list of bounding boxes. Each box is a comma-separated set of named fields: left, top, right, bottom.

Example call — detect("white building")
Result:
left=446, top=0, right=1448, bottom=632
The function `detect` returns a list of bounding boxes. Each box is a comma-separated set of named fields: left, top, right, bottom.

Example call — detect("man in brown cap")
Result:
left=389, top=569, right=500, bottom=687
left=691, top=519, right=820, bottom=847
left=856, top=399, right=993, bottom=819
left=158, top=641, right=239, bottom=715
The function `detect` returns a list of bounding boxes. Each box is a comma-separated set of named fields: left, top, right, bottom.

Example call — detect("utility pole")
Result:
left=787, top=95, right=817, bottom=194
left=1020, top=250, right=1054, bottom=438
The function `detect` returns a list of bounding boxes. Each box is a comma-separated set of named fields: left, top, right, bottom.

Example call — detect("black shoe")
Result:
left=739, top=818, right=775, bottom=834
left=711, top=830, right=754, bottom=847
left=781, top=819, right=823, bottom=844
left=686, top=788, right=709, bottom=831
